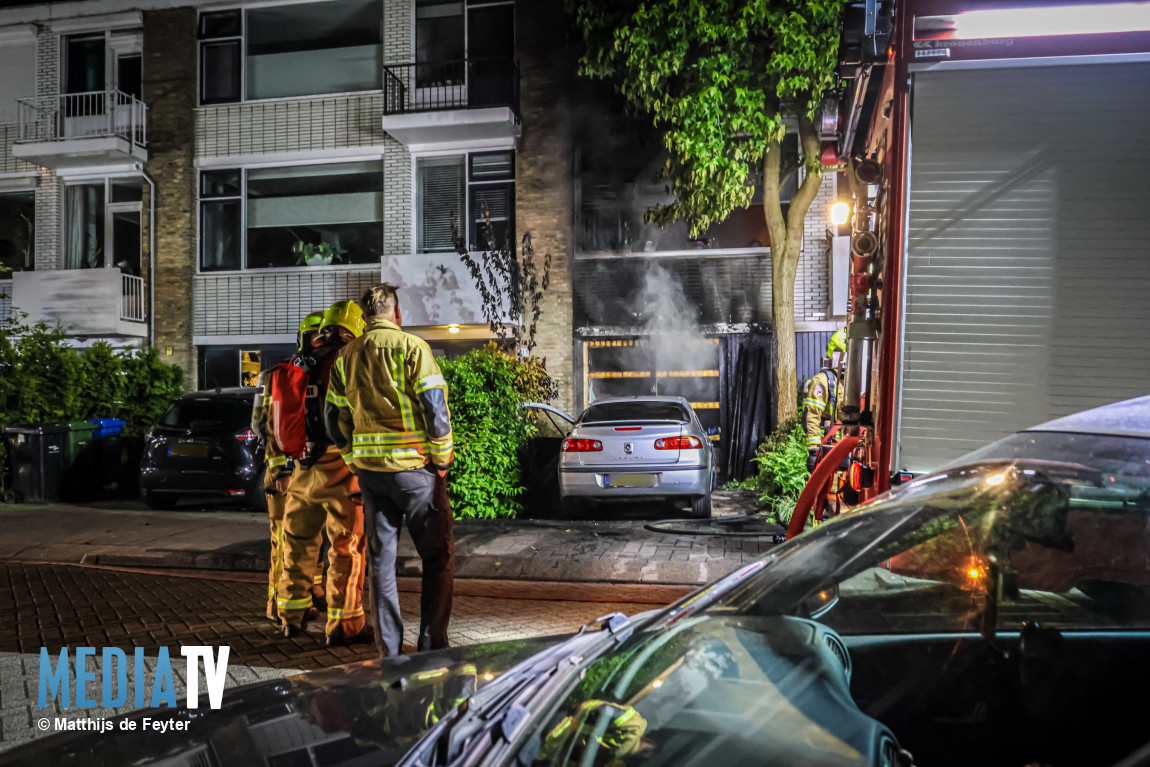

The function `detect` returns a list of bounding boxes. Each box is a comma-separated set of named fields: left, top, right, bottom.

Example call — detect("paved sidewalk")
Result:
left=0, top=561, right=651, bottom=752
left=0, top=491, right=782, bottom=587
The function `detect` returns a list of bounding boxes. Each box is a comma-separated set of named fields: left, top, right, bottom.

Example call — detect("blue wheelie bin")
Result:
left=89, top=417, right=126, bottom=493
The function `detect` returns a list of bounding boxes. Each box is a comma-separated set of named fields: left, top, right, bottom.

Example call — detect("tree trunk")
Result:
left=771, top=241, right=799, bottom=427
left=762, top=111, right=826, bottom=430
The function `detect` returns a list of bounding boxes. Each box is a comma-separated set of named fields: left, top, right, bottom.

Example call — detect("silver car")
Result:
left=544, top=396, right=715, bottom=518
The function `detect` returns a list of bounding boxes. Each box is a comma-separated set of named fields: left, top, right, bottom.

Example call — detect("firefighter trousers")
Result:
left=264, top=467, right=288, bottom=621
left=277, top=451, right=366, bottom=637
left=358, top=466, right=455, bottom=657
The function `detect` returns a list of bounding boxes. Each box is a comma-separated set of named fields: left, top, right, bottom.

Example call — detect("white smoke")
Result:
left=636, top=261, right=717, bottom=389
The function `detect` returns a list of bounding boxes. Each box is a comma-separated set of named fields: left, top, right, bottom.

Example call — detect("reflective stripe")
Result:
left=326, top=390, right=349, bottom=407
left=415, top=373, right=446, bottom=393
left=341, top=451, right=355, bottom=465
left=327, top=606, right=365, bottom=620
left=334, top=356, right=347, bottom=385
left=413, top=668, right=450, bottom=681
left=803, top=398, right=826, bottom=410
left=353, top=447, right=422, bottom=458
left=353, top=431, right=426, bottom=444
left=278, top=596, right=313, bottom=611
left=612, top=707, right=637, bottom=727
left=807, top=437, right=822, bottom=446
left=393, top=348, right=417, bottom=432
left=268, top=455, right=288, bottom=468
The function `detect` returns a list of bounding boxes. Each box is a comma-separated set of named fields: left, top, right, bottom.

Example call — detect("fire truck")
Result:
left=795, top=0, right=1150, bottom=531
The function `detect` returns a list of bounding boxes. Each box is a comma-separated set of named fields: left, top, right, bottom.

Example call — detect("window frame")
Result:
left=414, top=148, right=515, bottom=255
left=197, top=159, right=385, bottom=273
left=196, top=2, right=384, bottom=106
left=0, top=187, right=36, bottom=273
left=61, top=174, right=143, bottom=271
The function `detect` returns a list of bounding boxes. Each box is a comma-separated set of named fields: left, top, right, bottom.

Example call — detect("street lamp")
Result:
left=829, top=200, right=851, bottom=226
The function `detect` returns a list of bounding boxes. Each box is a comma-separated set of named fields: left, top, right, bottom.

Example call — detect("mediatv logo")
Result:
left=38, top=646, right=231, bottom=710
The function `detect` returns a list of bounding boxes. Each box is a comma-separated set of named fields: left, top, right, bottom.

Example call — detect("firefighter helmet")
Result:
left=322, top=300, right=365, bottom=338
left=827, top=328, right=847, bottom=357
left=297, top=311, right=325, bottom=350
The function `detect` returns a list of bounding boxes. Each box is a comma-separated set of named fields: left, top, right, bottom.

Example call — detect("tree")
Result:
left=570, top=0, right=845, bottom=425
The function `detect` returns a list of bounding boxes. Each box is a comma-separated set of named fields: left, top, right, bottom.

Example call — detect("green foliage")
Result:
left=749, top=419, right=811, bottom=524
left=0, top=313, right=185, bottom=492
left=439, top=342, right=556, bottom=519
left=570, top=0, right=845, bottom=236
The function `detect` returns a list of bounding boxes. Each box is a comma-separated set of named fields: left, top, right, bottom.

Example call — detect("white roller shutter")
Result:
left=898, top=61, right=1150, bottom=473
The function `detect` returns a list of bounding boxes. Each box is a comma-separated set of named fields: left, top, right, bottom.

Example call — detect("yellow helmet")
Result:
left=297, top=311, right=325, bottom=350
left=827, top=328, right=847, bottom=358
left=322, top=300, right=365, bottom=338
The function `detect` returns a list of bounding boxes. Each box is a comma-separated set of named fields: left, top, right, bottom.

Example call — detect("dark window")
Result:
left=416, top=0, right=464, bottom=87
left=581, top=402, right=690, bottom=423
left=116, top=54, right=142, bottom=99
left=65, top=34, right=105, bottom=94
left=0, top=191, right=35, bottom=273
left=200, top=170, right=242, bottom=272
left=199, top=10, right=241, bottom=39
left=468, top=151, right=515, bottom=250
left=159, top=398, right=252, bottom=429
left=199, top=344, right=294, bottom=389
left=201, top=41, right=241, bottom=104
left=417, top=156, right=465, bottom=253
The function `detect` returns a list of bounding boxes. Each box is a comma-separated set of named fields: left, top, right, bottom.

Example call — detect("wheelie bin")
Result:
left=2, top=424, right=67, bottom=503
left=59, top=420, right=98, bottom=501
left=89, top=417, right=126, bottom=493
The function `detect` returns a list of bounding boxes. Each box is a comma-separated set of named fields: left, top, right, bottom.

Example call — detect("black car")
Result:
left=11, top=396, right=1150, bottom=767
left=138, top=387, right=265, bottom=511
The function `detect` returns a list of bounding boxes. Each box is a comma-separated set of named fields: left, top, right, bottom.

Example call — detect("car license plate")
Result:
left=169, top=444, right=209, bottom=458
left=604, top=473, right=657, bottom=488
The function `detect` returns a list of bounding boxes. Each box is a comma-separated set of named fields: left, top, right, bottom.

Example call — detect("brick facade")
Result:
left=33, top=26, right=59, bottom=271
left=382, top=136, right=412, bottom=255
left=516, top=0, right=576, bottom=412
left=143, top=8, right=198, bottom=381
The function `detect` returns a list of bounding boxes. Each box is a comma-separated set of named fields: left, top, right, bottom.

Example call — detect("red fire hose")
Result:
left=786, top=434, right=860, bottom=540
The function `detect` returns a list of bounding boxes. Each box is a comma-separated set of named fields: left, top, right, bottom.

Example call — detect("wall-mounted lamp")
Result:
left=829, top=201, right=851, bottom=227
left=448, top=324, right=460, bottom=334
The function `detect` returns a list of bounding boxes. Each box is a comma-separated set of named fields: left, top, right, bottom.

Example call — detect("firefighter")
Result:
left=277, top=300, right=371, bottom=646
left=252, top=311, right=325, bottom=625
left=325, top=283, right=455, bottom=658
left=804, top=328, right=847, bottom=472
left=537, top=699, right=648, bottom=765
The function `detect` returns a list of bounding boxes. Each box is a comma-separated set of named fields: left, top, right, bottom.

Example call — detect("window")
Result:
left=0, top=190, right=35, bottom=273
left=198, top=0, right=382, bottom=104
left=64, top=178, right=143, bottom=272
left=416, top=151, right=514, bottom=253
left=415, top=0, right=513, bottom=88
left=199, top=162, right=383, bottom=271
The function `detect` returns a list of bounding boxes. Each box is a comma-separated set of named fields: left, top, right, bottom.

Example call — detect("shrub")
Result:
left=439, top=342, right=553, bottom=519
left=749, top=419, right=811, bottom=524
left=0, top=313, right=185, bottom=493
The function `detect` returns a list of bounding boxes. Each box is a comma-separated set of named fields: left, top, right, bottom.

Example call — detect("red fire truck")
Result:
left=795, top=0, right=1150, bottom=532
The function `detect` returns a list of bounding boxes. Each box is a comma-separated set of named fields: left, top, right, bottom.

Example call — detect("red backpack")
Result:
left=268, top=344, right=339, bottom=464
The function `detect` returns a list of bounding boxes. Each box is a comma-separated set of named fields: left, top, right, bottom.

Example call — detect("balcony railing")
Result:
left=382, top=58, right=519, bottom=115
left=16, top=90, right=147, bottom=147
left=121, top=273, right=145, bottom=322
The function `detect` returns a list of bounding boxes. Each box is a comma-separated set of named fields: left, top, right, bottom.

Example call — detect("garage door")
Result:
left=898, top=61, right=1150, bottom=473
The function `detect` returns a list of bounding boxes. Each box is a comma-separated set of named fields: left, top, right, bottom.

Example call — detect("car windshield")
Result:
left=522, top=432, right=1150, bottom=766
left=582, top=402, right=688, bottom=423
left=159, top=397, right=252, bottom=429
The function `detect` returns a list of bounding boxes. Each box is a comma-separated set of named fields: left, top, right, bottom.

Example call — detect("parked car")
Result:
left=12, top=396, right=1150, bottom=767
left=138, top=387, right=264, bottom=511
left=532, top=396, right=716, bottom=518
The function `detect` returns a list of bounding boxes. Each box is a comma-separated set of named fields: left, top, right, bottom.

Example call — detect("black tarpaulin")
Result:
left=718, top=332, right=773, bottom=481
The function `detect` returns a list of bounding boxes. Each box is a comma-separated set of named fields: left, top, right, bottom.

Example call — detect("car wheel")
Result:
left=145, top=494, right=179, bottom=511
left=2, top=489, right=23, bottom=504
left=689, top=493, right=712, bottom=519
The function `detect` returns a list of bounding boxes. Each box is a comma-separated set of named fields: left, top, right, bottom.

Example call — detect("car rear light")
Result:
left=562, top=438, right=603, bottom=452
left=613, top=426, right=642, bottom=431
left=654, top=436, right=703, bottom=450
left=227, top=489, right=247, bottom=497
left=234, top=428, right=258, bottom=445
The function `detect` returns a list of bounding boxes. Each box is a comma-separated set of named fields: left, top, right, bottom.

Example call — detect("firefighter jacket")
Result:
left=803, top=369, right=841, bottom=450
left=324, top=318, right=453, bottom=473
left=251, top=368, right=292, bottom=480
left=538, top=700, right=647, bottom=764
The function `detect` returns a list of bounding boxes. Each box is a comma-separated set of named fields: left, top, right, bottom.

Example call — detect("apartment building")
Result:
left=0, top=0, right=842, bottom=433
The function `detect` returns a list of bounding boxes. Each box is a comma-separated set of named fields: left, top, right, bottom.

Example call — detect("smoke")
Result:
left=636, top=262, right=717, bottom=389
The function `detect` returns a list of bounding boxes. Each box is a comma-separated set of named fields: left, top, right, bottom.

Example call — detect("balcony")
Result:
left=13, top=91, right=147, bottom=170
left=10, top=270, right=147, bottom=338
left=380, top=59, right=520, bottom=149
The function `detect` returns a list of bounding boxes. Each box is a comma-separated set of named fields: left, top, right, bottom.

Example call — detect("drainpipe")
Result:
left=136, top=163, right=156, bottom=348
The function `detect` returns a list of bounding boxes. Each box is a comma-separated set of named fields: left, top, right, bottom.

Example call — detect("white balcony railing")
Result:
left=121, top=273, right=145, bottom=322
left=16, top=90, right=147, bottom=148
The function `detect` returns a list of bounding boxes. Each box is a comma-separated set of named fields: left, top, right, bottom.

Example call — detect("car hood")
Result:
left=0, top=637, right=559, bottom=767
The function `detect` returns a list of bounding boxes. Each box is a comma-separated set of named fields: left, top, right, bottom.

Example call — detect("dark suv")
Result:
left=139, top=387, right=265, bottom=511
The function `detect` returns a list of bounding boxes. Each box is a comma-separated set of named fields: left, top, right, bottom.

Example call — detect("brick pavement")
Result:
left=0, top=562, right=651, bottom=752
left=0, top=490, right=781, bottom=586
